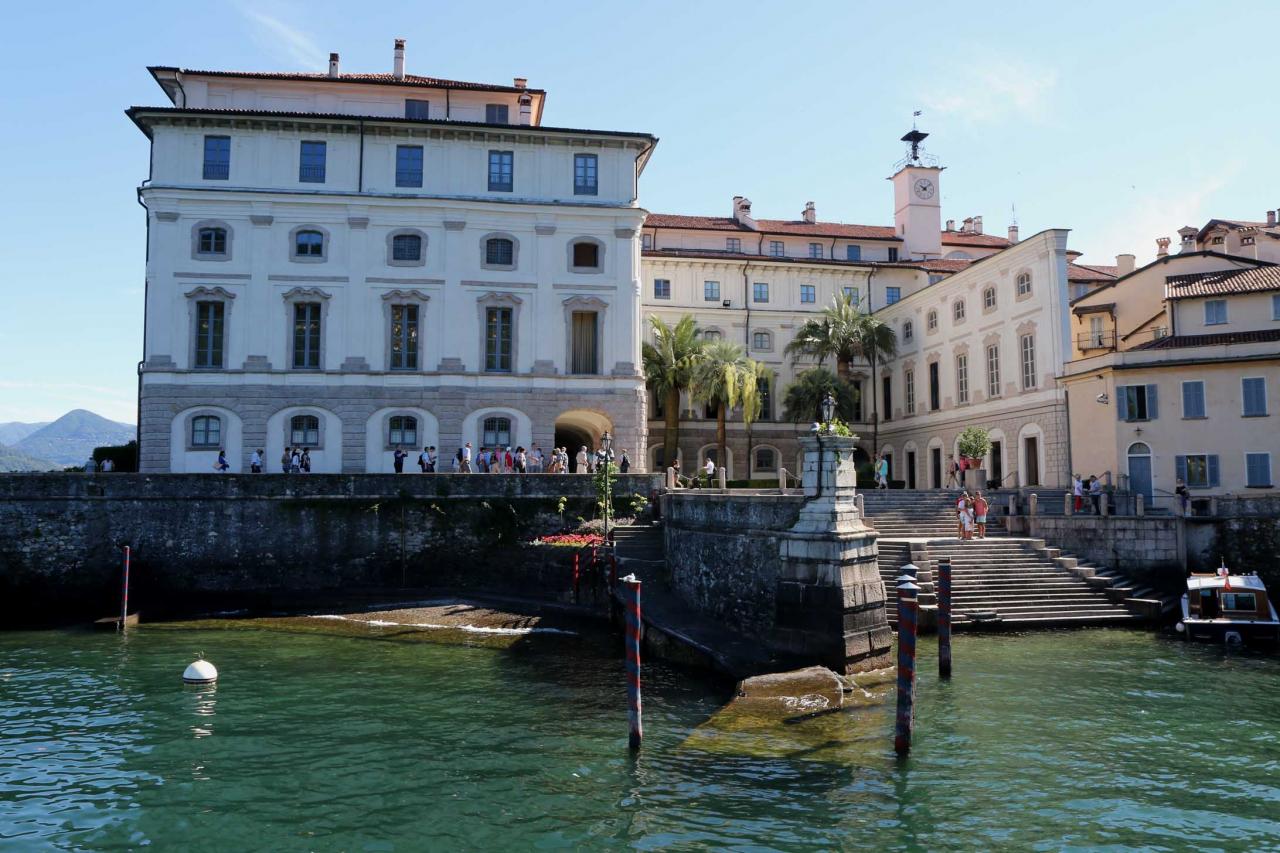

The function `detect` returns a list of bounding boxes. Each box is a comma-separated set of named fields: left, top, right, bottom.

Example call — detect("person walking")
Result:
left=1088, top=475, right=1102, bottom=515
left=703, top=455, right=716, bottom=486
left=530, top=445, right=544, bottom=473
left=300, top=448, right=312, bottom=473
left=576, top=446, right=590, bottom=474
left=393, top=447, right=407, bottom=474
left=946, top=456, right=960, bottom=488
left=290, top=448, right=302, bottom=474
left=281, top=447, right=292, bottom=474
left=974, top=490, right=989, bottom=539
left=213, top=449, right=230, bottom=472
left=418, top=447, right=430, bottom=473
left=250, top=448, right=263, bottom=474
left=619, top=449, right=631, bottom=473
left=515, top=446, right=527, bottom=473
left=875, top=454, right=889, bottom=490
left=1175, top=478, right=1190, bottom=515
left=1072, top=474, right=1084, bottom=514
left=461, top=442, right=473, bottom=473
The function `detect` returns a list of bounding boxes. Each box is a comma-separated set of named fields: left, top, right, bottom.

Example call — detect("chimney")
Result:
left=732, top=196, right=757, bottom=230
left=946, top=219, right=955, bottom=232
left=1268, top=209, right=1277, bottom=228
left=1007, top=223, right=1019, bottom=244
left=393, top=38, right=406, bottom=80
left=1156, top=237, right=1171, bottom=258
left=802, top=201, right=816, bottom=224
left=1116, top=253, right=1136, bottom=275
left=328, top=53, right=340, bottom=78
left=518, top=92, right=532, bottom=126
left=973, top=215, right=984, bottom=235
left=1065, top=250, right=1083, bottom=264
left=1178, top=226, right=1197, bottom=253
left=961, top=216, right=973, bottom=233
left=514, top=77, right=528, bottom=89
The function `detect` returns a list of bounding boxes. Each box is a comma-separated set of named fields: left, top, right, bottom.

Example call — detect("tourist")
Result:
left=530, top=444, right=544, bottom=473
left=703, top=456, right=716, bottom=485
left=427, top=446, right=437, bottom=472
left=477, top=447, right=489, bottom=473
left=290, top=448, right=302, bottom=474
left=875, top=454, right=889, bottom=490
left=961, top=496, right=975, bottom=540
left=280, top=447, right=291, bottom=473
left=956, top=490, right=968, bottom=538
left=214, top=449, right=230, bottom=472
left=946, top=456, right=961, bottom=488
left=300, top=448, right=312, bottom=473
left=1175, top=478, right=1190, bottom=515
left=1089, top=475, right=1102, bottom=514
left=1072, top=474, right=1084, bottom=513
left=576, top=446, right=590, bottom=473
left=418, top=447, right=430, bottom=473
left=974, top=490, right=989, bottom=539
left=100, top=458, right=114, bottom=473
left=619, top=449, right=631, bottom=473
left=462, top=442, right=473, bottom=473
left=250, top=448, right=263, bottom=473
left=453, top=447, right=464, bottom=472
left=393, top=447, right=407, bottom=474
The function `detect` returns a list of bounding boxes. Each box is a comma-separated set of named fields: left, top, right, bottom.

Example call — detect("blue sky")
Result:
left=1, top=0, right=1276, bottom=424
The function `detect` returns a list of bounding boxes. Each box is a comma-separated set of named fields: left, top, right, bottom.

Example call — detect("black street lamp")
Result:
left=600, top=431, right=614, bottom=539
left=821, top=391, right=837, bottom=426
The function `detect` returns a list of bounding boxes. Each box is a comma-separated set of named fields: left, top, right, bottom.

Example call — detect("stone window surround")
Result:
left=567, top=237, right=606, bottom=274
left=751, top=329, right=774, bottom=352
left=903, top=320, right=914, bottom=341
left=903, top=363, right=916, bottom=415
left=383, top=411, right=421, bottom=450
left=184, top=285, right=236, bottom=370
left=953, top=298, right=966, bottom=323
left=753, top=444, right=781, bottom=471
left=289, top=224, right=330, bottom=263
left=480, top=413, right=516, bottom=448
left=955, top=349, right=971, bottom=405
left=984, top=334, right=1003, bottom=399
left=562, top=294, right=609, bottom=375
left=477, top=291, right=523, bottom=373
left=285, top=409, right=327, bottom=450
left=281, top=286, right=333, bottom=371
left=381, top=289, right=431, bottom=372
left=982, top=285, right=998, bottom=313
left=480, top=232, right=520, bottom=271
left=702, top=326, right=725, bottom=341
left=1015, top=268, right=1034, bottom=302
left=386, top=229, right=428, bottom=267
left=190, top=219, right=234, bottom=262
left=927, top=309, right=939, bottom=332
left=184, top=409, right=226, bottom=451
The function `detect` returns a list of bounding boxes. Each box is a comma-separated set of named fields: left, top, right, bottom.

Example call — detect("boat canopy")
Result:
left=1186, top=574, right=1268, bottom=593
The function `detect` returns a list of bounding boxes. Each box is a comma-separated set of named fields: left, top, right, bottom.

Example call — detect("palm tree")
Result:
left=692, top=341, right=762, bottom=475
left=855, top=315, right=898, bottom=456
left=743, top=360, right=776, bottom=479
left=641, top=315, right=705, bottom=471
left=782, top=367, right=859, bottom=424
left=784, top=293, right=863, bottom=381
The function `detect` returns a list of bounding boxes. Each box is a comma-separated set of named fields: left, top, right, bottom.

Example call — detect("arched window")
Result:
left=752, top=330, right=771, bottom=351
left=1127, top=441, right=1151, bottom=456
left=197, top=227, right=227, bottom=256
left=570, top=240, right=600, bottom=270
left=704, top=329, right=722, bottom=342
left=482, top=416, right=511, bottom=447
left=295, top=230, right=324, bottom=258
left=983, top=286, right=997, bottom=309
left=388, top=415, right=417, bottom=446
left=290, top=414, right=320, bottom=447
left=486, top=237, right=514, bottom=266
left=191, top=415, right=221, bottom=448
left=903, top=320, right=913, bottom=341
left=927, top=310, right=938, bottom=331
left=954, top=300, right=966, bottom=321
left=754, top=447, right=777, bottom=471
left=1017, top=271, right=1032, bottom=296
left=391, top=233, right=422, bottom=262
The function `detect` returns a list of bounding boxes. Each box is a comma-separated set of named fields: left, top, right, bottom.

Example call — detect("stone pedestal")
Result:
left=774, top=434, right=892, bottom=673
left=964, top=467, right=987, bottom=491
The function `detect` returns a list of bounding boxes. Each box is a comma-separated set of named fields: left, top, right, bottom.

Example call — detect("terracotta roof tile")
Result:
left=1165, top=265, right=1280, bottom=298
left=642, top=248, right=883, bottom=268
left=941, top=232, right=1012, bottom=248
left=151, top=66, right=543, bottom=94
left=1132, top=328, right=1280, bottom=350
left=1068, top=263, right=1119, bottom=282
left=643, top=213, right=898, bottom=240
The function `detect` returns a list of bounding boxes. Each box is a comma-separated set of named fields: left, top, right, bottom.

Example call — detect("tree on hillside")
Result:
left=692, top=341, right=762, bottom=476
left=641, top=315, right=705, bottom=471
left=782, top=367, right=859, bottom=424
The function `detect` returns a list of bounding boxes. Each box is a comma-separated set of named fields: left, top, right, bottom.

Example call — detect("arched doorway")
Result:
left=852, top=446, right=873, bottom=488
left=1127, top=441, right=1153, bottom=500
left=554, top=409, right=613, bottom=473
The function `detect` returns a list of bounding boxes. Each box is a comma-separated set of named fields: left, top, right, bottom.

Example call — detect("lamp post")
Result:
left=600, top=431, right=614, bottom=540
left=820, top=390, right=837, bottom=426
left=815, top=391, right=836, bottom=498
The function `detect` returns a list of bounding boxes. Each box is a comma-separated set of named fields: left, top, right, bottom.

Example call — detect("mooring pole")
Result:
left=938, top=558, right=953, bottom=679
left=621, top=574, right=643, bottom=751
left=572, top=552, right=581, bottom=603
left=119, top=545, right=131, bottom=631
left=609, top=553, right=619, bottom=592
left=894, top=579, right=920, bottom=755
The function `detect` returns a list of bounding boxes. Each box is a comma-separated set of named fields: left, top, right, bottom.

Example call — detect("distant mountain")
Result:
left=0, top=445, right=59, bottom=472
left=12, top=410, right=135, bottom=466
left=0, top=421, right=48, bottom=445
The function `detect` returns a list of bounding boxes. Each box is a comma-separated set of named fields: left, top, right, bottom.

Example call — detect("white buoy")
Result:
left=183, top=658, right=218, bottom=685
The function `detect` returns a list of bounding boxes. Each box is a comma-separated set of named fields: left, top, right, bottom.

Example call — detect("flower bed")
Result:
left=530, top=532, right=606, bottom=548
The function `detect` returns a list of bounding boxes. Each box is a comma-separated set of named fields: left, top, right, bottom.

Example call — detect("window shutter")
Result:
left=1208, top=455, right=1220, bottom=488
left=1117, top=385, right=1129, bottom=421
left=1146, top=384, right=1158, bottom=419
left=1175, top=455, right=1187, bottom=483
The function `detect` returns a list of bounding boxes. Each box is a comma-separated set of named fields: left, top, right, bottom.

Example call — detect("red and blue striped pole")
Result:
left=621, top=574, right=643, bottom=751
left=572, top=552, right=580, bottom=603
left=938, top=558, right=953, bottom=679
left=895, top=578, right=920, bottom=755
left=119, top=545, right=131, bottom=631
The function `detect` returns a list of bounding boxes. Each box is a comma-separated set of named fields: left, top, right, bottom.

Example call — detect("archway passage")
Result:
left=554, top=409, right=614, bottom=473
left=852, top=446, right=873, bottom=488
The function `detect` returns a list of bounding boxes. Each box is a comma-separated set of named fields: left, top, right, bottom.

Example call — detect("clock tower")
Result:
left=890, top=128, right=943, bottom=260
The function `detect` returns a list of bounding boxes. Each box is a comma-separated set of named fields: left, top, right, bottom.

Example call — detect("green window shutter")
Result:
left=1146, top=384, right=1158, bottom=419
left=1175, top=455, right=1187, bottom=483
left=1117, top=385, right=1129, bottom=420
left=1208, top=455, right=1220, bottom=488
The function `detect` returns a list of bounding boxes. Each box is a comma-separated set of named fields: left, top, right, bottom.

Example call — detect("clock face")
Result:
left=913, top=178, right=936, bottom=200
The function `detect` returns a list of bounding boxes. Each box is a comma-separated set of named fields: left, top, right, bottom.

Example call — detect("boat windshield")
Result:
left=1221, top=592, right=1258, bottom=613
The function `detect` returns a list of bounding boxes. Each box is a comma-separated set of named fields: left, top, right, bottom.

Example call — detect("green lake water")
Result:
left=2, top=624, right=1279, bottom=851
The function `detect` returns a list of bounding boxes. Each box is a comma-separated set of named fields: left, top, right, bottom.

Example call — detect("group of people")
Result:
left=955, top=489, right=989, bottom=540
left=1071, top=474, right=1104, bottom=514
left=391, top=443, right=631, bottom=474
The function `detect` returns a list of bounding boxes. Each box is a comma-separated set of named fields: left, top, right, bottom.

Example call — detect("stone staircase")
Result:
left=611, top=524, right=665, bottom=570
left=860, top=490, right=1005, bottom=538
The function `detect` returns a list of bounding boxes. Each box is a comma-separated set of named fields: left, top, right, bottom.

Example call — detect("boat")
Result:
left=1177, top=566, right=1279, bottom=647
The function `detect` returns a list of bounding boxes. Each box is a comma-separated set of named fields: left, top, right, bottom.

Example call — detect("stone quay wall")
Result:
left=0, top=472, right=660, bottom=626
left=1025, top=515, right=1186, bottom=591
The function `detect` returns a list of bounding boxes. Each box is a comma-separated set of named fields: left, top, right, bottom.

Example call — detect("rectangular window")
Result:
left=1182, top=381, right=1206, bottom=418
left=769, top=241, right=785, bottom=257
left=1177, top=454, right=1219, bottom=489
left=851, top=379, right=864, bottom=421
left=1204, top=299, right=1228, bottom=325
left=488, top=150, right=514, bottom=192
left=928, top=362, right=940, bottom=411
left=1243, top=377, right=1268, bottom=416
left=292, top=302, right=322, bottom=369
left=800, top=285, right=816, bottom=303
left=885, top=287, right=901, bottom=305
left=757, top=376, right=772, bottom=421
left=1273, top=294, right=1280, bottom=320
left=390, top=304, right=419, bottom=370
left=299, top=140, right=326, bottom=183
left=703, top=281, right=720, bottom=301
left=1020, top=334, right=1037, bottom=390
left=905, top=370, right=915, bottom=415
left=191, top=416, right=221, bottom=448
left=882, top=375, right=892, bottom=421
left=642, top=234, right=653, bottom=250
left=1246, top=452, right=1273, bottom=487
left=842, top=286, right=858, bottom=304
left=809, top=242, right=823, bottom=259
left=570, top=311, right=599, bottom=374
left=1117, top=384, right=1158, bottom=421
left=395, top=145, right=423, bottom=188
left=753, top=282, right=769, bottom=303
left=573, top=153, right=598, bottom=195
left=846, top=245, right=861, bottom=262
left=1222, top=592, right=1259, bottom=612
left=485, top=307, right=513, bottom=372
left=202, top=135, right=230, bottom=180
left=956, top=353, right=969, bottom=404
left=485, top=104, right=509, bottom=124
left=986, top=343, right=1001, bottom=398
left=194, top=301, right=224, bottom=368
left=887, top=247, right=899, bottom=262
left=653, top=279, right=671, bottom=300
left=405, top=99, right=430, bottom=120
left=726, top=237, right=741, bottom=253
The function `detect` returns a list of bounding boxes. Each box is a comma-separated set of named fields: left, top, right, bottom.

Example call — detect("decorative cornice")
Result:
left=443, top=220, right=467, bottom=231
left=250, top=214, right=274, bottom=226
left=476, top=291, right=524, bottom=307
left=348, top=216, right=370, bottom=229
left=461, top=279, right=537, bottom=289
left=280, top=286, right=333, bottom=301
left=614, top=227, right=638, bottom=238
left=535, top=224, right=557, bottom=236
left=154, top=211, right=179, bottom=222
left=183, top=285, right=236, bottom=300
left=268, top=274, right=348, bottom=282
left=552, top=283, right=615, bottom=291
left=562, top=294, right=609, bottom=310
left=367, top=276, right=444, bottom=285
left=380, top=289, right=432, bottom=302
left=174, top=272, right=251, bottom=280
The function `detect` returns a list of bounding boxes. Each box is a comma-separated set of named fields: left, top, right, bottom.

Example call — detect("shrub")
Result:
left=957, top=426, right=991, bottom=460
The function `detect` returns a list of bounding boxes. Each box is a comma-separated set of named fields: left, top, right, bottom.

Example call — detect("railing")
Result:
left=1075, top=331, right=1117, bottom=351
left=202, top=163, right=229, bottom=180
left=299, top=165, right=326, bottom=182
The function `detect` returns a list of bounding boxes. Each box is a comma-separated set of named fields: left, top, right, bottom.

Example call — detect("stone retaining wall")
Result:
left=1026, top=515, right=1185, bottom=591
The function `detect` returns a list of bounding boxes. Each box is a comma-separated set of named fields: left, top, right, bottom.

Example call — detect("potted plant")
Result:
left=957, top=426, right=991, bottom=467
